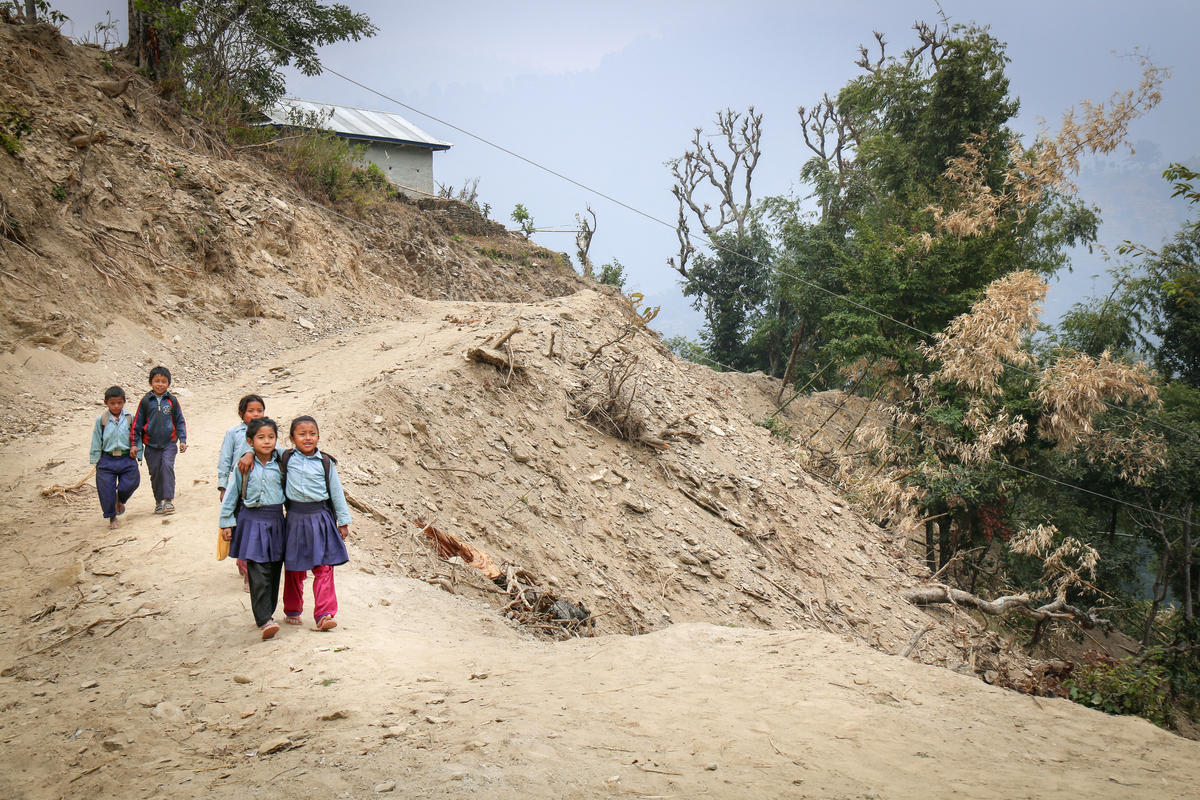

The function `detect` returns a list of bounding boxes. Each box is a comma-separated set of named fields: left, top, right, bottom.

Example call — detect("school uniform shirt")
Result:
left=216, top=423, right=248, bottom=489
left=218, top=457, right=286, bottom=528
left=89, top=410, right=137, bottom=463
left=284, top=449, right=353, bottom=526
left=218, top=425, right=286, bottom=490
left=133, top=390, right=187, bottom=449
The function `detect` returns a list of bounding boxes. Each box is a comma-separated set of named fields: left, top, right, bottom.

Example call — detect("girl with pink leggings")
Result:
left=279, top=416, right=351, bottom=631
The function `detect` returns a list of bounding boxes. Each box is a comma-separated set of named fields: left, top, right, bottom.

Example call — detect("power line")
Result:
left=209, top=6, right=1196, bottom=445
left=214, top=92, right=1188, bottom=529
left=677, top=348, right=1191, bottom=526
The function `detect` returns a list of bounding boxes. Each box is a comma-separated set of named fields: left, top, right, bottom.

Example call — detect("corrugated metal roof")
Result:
left=265, top=98, right=452, bottom=150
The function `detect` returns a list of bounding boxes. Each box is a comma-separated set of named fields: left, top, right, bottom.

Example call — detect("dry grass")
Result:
left=1010, top=524, right=1100, bottom=601
left=926, top=56, right=1168, bottom=242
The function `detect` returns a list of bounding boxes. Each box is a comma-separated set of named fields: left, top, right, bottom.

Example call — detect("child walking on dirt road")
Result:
left=280, top=416, right=351, bottom=631
left=132, top=366, right=187, bottom=515
left=89, top=386, right=141, bottom=530
left=220, top=418, right=287, bottom=640
left=217, top=394, right=267, bottom=591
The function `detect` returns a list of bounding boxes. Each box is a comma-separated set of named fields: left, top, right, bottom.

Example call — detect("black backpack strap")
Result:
left=321, top=453, right=336, bottom=512
left=279, top=448, right=294, bottom=508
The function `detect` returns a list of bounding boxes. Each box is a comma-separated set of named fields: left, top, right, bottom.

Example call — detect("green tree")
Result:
left=783, top=23, right=1098, bottom=376
left=681, top=226, right=773, bottom=369
left=597, top=258, right=626, bottom=289
left=510, top=203, right=535, bottom=239
left=128, top=0, right=375, bottom=120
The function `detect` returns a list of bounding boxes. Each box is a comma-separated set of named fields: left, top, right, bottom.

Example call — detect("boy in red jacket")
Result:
left=132, top=366, right=188, bottom=514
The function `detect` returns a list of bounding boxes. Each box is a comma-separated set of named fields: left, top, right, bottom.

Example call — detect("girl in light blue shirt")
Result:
left=217, top=394, right=266, bottom=591
left=219, top=417, right=287, bottom=640
left=280, top=415, right=351, bottom=631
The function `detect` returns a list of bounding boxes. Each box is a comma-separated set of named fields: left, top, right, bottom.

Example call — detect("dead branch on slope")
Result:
left=415, top=520, right=593, bottom=637
left=902, top=585, right=1112, bottom=644
left=41, top=466, right=97, bottom=499
left=572, top=351, right=648, bottom=443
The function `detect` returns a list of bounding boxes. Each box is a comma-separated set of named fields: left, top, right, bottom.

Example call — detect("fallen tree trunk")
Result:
left=903, top=585, right=1112, bottom=642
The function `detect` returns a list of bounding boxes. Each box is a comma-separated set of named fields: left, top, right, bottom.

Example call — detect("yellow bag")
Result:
left=217, top=530, right=229, bottom=561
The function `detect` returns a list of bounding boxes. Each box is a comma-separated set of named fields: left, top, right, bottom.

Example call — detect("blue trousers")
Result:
left=144, top=443, right=177, bottom=502
left=96, top=452, right=140, bottom=519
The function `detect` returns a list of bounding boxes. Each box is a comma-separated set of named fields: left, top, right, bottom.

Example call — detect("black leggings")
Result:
left=245, top=560, right=282, bottom=627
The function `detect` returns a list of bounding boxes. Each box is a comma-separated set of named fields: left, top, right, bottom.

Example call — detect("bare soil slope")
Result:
left=1, top=22, right=1198, bottom=800
left=2, top=299, right=1198, bottom=800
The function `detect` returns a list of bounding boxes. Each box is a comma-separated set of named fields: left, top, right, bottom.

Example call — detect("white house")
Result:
left=263, top=99, right=452, bottom=196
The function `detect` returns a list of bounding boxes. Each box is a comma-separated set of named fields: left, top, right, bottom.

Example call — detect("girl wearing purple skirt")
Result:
left=219, top=417, right=286, bottom=640
left=279, top=416, right=351, bottom=631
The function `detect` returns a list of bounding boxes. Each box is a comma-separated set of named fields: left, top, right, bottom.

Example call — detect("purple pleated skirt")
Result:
left=284, top=501, right=349, bottom=572
left=230, top=504, right=285, bottom=563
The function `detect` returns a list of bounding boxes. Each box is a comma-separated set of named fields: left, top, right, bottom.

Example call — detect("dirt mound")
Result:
left=0, top=22, right=583, bottom=362
left=306, top=292, right=971, bottom=659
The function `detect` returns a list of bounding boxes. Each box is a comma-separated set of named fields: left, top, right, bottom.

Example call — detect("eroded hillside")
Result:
left=3, top=22, right=1196, bottom=799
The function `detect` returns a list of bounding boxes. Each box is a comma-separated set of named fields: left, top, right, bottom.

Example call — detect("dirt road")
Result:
left=1, top=309, right=1196, bottom=800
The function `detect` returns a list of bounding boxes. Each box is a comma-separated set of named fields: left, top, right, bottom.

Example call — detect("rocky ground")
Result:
left=1, top=21, right=1198, bottom=800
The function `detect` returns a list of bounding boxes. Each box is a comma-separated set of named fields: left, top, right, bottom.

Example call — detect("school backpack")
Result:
left=279, top=448, right=338, bottom=513
left=98, top=410, right=132, bottom=442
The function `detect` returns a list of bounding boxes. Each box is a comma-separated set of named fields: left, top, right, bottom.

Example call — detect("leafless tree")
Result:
left=798, top=93, right=855, bottom=171
left=575, top=205, right=597, bottom=279
left=667, top=107, right=762, bottom=277
left=854, top=22, right=947, bottom=73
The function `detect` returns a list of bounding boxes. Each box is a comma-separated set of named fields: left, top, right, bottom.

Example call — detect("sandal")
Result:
left=284, top=616, right=303, bottom=625
left=316, top=614, right=337, bottom=631
left=260, top=620, right=280, bottom=640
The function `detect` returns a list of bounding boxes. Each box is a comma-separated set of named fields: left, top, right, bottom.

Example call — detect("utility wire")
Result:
left=209, top=6, right=1197, bottom=445
left=215, top=98, right=1188, bottom=527
left=677, top=347, right=1191, bottom=525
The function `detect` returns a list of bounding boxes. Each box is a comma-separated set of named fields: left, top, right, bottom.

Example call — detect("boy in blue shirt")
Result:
left=89, top=386, right=141, bottom=529
left=132, top=366, right=188, bottom=515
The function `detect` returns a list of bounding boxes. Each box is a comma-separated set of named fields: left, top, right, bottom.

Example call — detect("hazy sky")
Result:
left=56, top=1, right=1200, bottom=340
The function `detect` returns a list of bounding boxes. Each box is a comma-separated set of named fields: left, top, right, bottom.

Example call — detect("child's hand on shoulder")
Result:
left=338, top=525, right=349, bottom=540
left=236, top=452, right=254, bottom=474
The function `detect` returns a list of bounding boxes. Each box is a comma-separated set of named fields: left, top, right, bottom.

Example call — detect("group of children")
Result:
left=88, top=366, right=186, bottom=527
left=91, top=368, right=352, bottom=641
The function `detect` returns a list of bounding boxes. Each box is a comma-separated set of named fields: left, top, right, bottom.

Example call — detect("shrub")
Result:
left=1064, top=652, right=1170, bottom=725
left=0, top=107, right=31, bottom=157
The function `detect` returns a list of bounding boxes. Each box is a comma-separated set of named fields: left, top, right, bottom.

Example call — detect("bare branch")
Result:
left=668, top=107, right=763, bottom=275
left=907, top=21, right=949, bottom=68
left=798, top=93, right=855, bottom=169
left=903, top=585, right=1112, bottom=630
left=574, top=205, right=597, bottom=279
left=855, top=30, right=887, bottom=72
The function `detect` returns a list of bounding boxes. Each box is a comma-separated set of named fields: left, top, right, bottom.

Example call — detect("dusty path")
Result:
left=1, top=307, right=1198, bottom=800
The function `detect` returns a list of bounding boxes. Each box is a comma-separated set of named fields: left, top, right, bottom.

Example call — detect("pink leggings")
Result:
left=283, top=565, right=337, bottom=622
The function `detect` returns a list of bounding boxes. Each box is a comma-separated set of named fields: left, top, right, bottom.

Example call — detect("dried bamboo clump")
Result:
left=1010, top=524, right=1100, bottom=601
left=927, top=57, right=1168, bottom=242
left=1034, top=350, right=1158, bottom=445
left=921, top=270, right=1045, bottom=397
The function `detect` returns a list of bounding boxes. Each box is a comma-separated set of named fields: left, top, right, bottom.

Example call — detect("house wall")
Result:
left=356, top=141, right=436, bottom=196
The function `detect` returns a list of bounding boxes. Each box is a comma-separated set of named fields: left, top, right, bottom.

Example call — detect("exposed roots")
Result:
left=572, top=351, right=648, bottom=443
